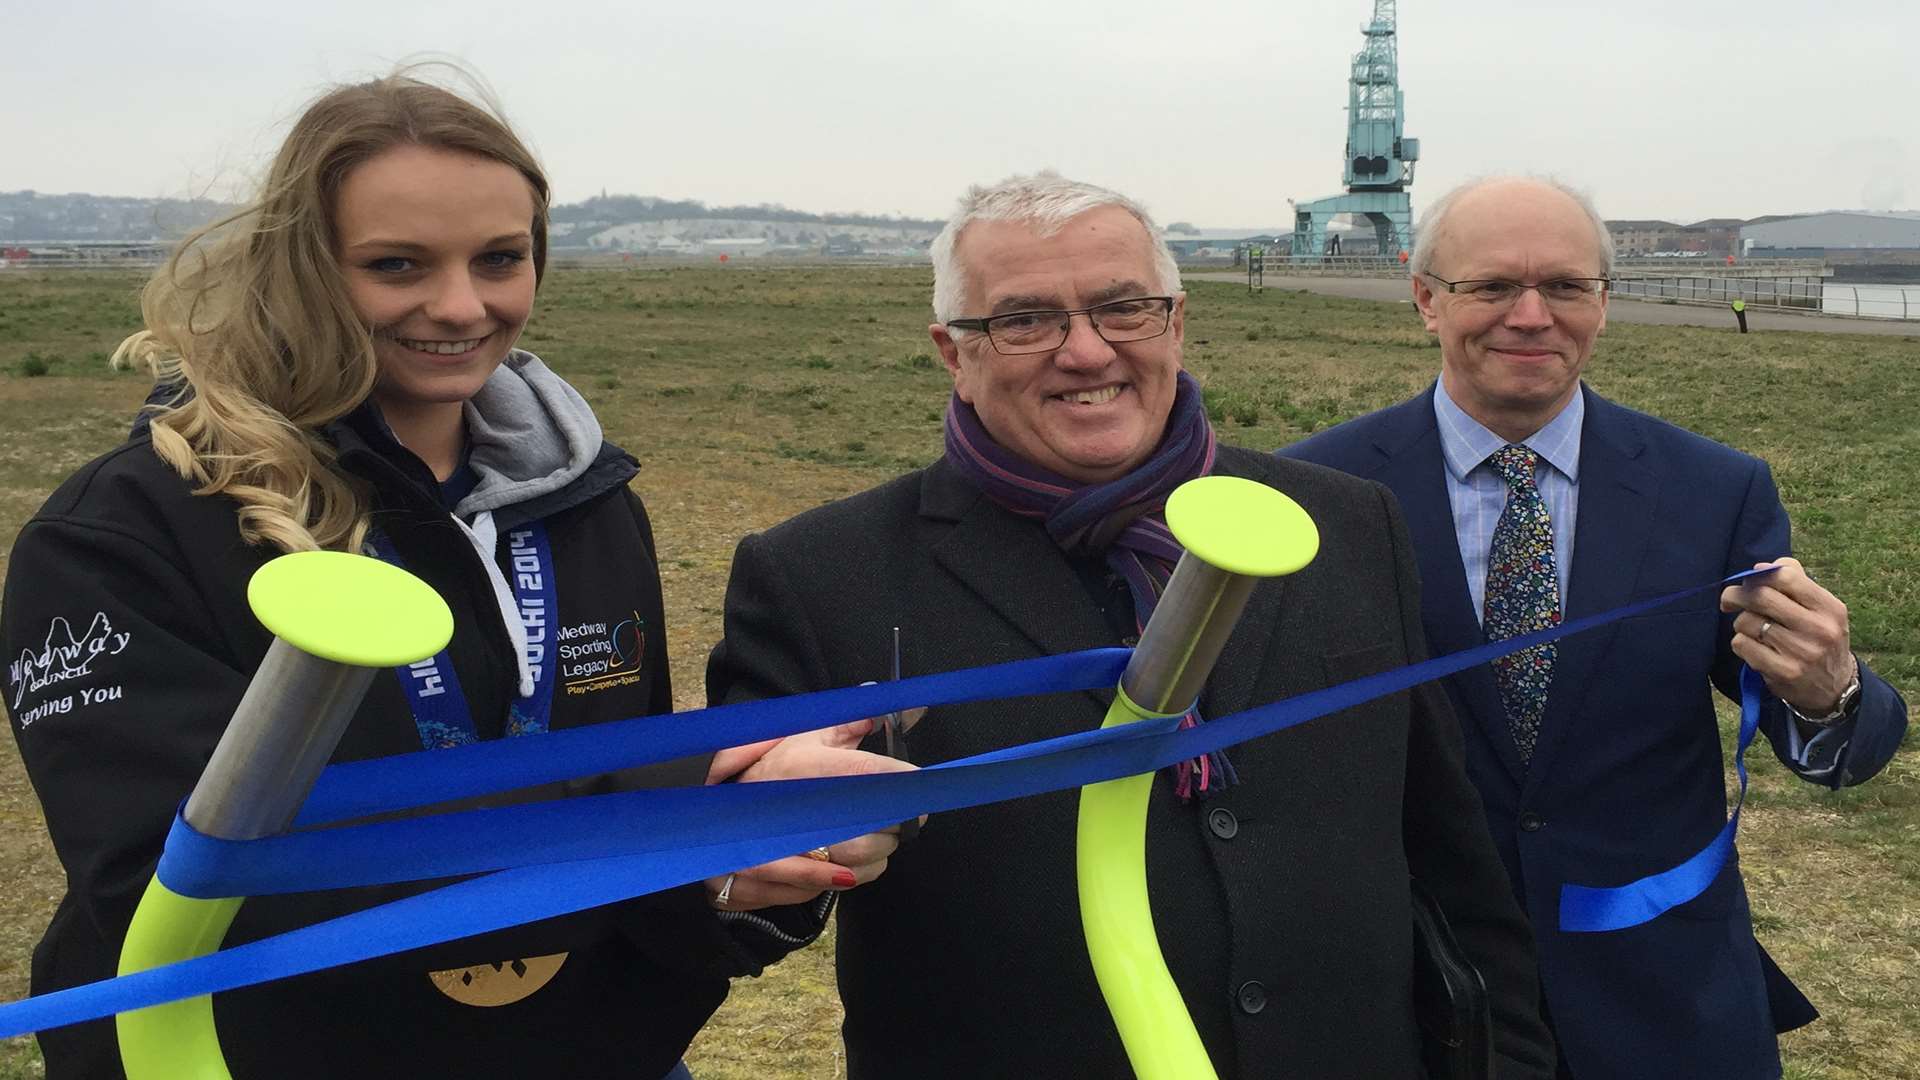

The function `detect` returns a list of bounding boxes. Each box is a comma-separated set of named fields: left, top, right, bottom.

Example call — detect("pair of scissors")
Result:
left=882, top=626, right=923, bottom=843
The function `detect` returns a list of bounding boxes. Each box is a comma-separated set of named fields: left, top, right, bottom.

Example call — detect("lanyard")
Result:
left=368, top=521, right=558, bottom=749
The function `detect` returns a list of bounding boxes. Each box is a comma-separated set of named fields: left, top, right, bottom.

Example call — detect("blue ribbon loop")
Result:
left=0, top=568, right=1777, bottom=1039
left=1558, top=664, right=1762, bottom=932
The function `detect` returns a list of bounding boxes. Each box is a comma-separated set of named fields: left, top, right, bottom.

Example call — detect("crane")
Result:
left=1290, top=0, right=1420, bottom=261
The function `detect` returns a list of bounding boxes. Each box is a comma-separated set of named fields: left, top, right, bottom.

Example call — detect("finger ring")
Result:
left=714, top=873, right=736, bottom=908
left=805, top=846, right=833, bottom=862
left=1758, top=619, right=1772, bottom=643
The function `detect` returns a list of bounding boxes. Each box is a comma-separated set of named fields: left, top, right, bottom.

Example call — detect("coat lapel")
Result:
left=1524, top=388, right=1658, bottom=791
left=919, top=462, right=1118, bottom=710
left=1365, top=392, right=1528, bottom=783
left=917, top=454, right=1289, bottom=719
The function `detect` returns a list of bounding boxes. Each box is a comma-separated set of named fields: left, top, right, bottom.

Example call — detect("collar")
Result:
left=1433, top=377, right=1584, bottom=483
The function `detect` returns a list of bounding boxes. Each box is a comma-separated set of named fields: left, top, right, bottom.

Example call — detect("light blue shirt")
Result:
left=1432, top=378, right=1842, bottom=773
left=1432, top=379, right=1582, bottom=624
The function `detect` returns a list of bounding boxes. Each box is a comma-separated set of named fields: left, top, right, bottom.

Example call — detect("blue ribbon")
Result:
left=0, top=569, right=1777, bottom=1039
left=1558, top=664, right=1762, bottom=932
left=290, top=647, right=1137, bottom=827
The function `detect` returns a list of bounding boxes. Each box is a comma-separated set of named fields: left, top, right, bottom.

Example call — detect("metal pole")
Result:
left=182, top=638, right=378, bottom=841
left=1120, top=556, right=1258, bottom=715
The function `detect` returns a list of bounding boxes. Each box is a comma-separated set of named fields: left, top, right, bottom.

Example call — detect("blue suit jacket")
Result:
left=1283, top=384, right=1907, bottom=1080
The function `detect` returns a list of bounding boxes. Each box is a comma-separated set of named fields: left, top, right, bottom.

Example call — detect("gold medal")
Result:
left=428, top=952, right=568, bottom=1006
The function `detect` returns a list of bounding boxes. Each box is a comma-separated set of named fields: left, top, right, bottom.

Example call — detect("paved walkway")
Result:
left=1187, top=273, right=1920, bottom=337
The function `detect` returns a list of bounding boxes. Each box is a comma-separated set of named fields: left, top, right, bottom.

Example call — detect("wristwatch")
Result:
left=1786, top=659, right=1862, bottom=726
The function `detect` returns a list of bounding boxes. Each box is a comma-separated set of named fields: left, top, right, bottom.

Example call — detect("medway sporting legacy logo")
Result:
left=9, top=612, right=133, bottom=720
left=557, top=613, right=649, bottom=695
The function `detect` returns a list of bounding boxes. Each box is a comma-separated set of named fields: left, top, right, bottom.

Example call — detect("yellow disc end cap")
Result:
left=247, top=551, right=453, bottom=667
left=1165, top=475, right=1319, bottom=577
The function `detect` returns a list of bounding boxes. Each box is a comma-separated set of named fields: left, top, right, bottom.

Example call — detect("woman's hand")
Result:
left=704, top=717, right=922, bottom=912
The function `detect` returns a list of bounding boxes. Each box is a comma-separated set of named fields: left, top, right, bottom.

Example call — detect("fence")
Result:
left=0, top=251, right=164, bottom=271
left=10, top=249, right=1911, bottom=321
left=1237, top=252, right=1914, bottom=321
left=1243, top=254, right=1405, bottom=280
left=1611, top=277, right=1916, bottom=320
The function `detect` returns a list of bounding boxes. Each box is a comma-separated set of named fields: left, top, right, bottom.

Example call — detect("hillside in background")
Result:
left=0, top=191, right=237, bottom=244
left=2, top=190, right=942, bottom=249
left=551, top=194, right=939, bottom=232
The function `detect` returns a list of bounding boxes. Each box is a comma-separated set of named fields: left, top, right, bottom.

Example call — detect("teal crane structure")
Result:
left=1290, top=0, right=1420, bottom=260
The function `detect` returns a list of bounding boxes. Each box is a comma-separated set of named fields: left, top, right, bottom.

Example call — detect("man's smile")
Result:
left=1051, top=383, right=1126, bottom=406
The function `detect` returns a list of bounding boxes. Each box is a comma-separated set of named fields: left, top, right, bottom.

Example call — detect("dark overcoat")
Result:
left=708, top=445, right=1556, bottom=1079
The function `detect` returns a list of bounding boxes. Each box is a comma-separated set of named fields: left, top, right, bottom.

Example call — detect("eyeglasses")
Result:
left=1422, top=273, right=1611, bottom=307
left=945, top=296, right=1175, bottom=355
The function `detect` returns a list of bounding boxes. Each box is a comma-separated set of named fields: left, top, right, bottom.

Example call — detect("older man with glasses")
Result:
left=707, top=172, right=1554, bottom=1079
left=1283, top=176, right=1908, bottom=1080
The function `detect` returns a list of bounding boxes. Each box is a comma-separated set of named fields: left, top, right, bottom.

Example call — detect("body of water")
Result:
left=1822, top=282, right=1920, bottom=319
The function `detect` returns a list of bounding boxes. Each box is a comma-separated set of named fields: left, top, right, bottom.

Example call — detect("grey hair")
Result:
left=929, top=170, right=1182, bottom=323
left=1410, top=175, right=1615, bottom=279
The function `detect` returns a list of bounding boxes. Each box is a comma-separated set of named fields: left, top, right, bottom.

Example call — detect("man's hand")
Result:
left=702, top=717, right=922, bottom=912
left=1720, top=557, right=1858, bottom=717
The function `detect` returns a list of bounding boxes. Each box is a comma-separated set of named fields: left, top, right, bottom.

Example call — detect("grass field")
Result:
left=0, top=267, right=1914, bottom=1079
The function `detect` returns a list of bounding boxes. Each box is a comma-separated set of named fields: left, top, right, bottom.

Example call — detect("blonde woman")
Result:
left=2, top=72, right=905, bottom=1079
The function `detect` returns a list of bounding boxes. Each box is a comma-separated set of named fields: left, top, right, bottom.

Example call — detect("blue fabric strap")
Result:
left=0, top=569, right=1778, bottom=1039
left=502, top=522, right=557, bottom=737
left=291, top=647, right=1135, bottom=827
left=1558, top=664, right=1762, bottom=932
left=367, top=522, right=559, bottom=747
left=365, top=531, right=479, bottom=749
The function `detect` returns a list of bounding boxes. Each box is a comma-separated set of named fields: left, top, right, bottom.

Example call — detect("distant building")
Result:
left=1741, top=211, right=1920, bottom=253
left=700, top=237, right=769, bottom=257
left=1606, top=219, right=1742, bottom=257
left=1607, top=220, right=1681, bottom=257
left=1160, top=228, right=1288, bottom=259
left=1675, top=219, right=1744, bottom=256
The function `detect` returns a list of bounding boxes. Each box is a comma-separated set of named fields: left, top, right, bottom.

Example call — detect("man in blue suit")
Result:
left=1282, top=176, right=1907, bottom=1080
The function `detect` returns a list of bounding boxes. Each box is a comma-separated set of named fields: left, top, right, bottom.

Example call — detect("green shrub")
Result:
left=1200, top=386, right=1224, bottom=423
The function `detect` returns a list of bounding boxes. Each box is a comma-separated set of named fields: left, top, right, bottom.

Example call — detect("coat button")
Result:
left=1208, top=807, right=1239, bottom=840
left=1519, top=812, right=1546, bottom=832
left=1235, top=980, right=1268, bottom=1015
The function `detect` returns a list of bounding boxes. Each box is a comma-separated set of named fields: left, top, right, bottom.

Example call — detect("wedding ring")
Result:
left=714, top=873, right=736, bottom=908
left=805, top=846, right=833, bottom=862
left=1757, top=619, right=1772, bottom=644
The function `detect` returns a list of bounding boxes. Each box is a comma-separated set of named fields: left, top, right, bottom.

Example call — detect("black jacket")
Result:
left=707, top=447, right=1556, bottom=1080
left=4, top=361, right=818, bottom=1079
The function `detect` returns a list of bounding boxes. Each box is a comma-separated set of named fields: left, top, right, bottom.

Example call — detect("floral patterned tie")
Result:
left=1483, top=444, right=1560, bottom=764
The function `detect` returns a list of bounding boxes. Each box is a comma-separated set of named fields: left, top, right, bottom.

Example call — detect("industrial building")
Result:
left=1160, top=229, right=1287, bottom=259
left=1741, top=212, right=1920, bottom=254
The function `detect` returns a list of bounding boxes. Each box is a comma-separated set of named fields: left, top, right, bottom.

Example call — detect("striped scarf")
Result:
left=942, top=370, right=1233, bottom=799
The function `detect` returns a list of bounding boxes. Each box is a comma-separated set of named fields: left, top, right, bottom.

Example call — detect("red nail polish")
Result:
left=832, top=869, right=857, bottom=889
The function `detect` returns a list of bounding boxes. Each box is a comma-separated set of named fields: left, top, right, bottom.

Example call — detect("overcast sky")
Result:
left=5, top=1, right=1914, bottom=226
